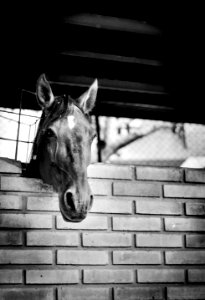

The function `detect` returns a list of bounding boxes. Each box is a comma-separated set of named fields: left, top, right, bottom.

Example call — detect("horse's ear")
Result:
left=76, top=79, right=98, bottom=113
left=36, top=74, right=54, bottom=109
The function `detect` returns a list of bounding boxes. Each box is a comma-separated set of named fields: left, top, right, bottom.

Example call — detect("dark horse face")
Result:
left=30, top=74, right=98, bottom=222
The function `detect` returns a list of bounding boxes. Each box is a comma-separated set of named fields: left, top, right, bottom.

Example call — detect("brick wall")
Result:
left=0, top=159, right=205, bottom=300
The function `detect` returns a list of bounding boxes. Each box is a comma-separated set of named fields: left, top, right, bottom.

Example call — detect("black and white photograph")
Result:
left=0, top=3, right=205, bottom=300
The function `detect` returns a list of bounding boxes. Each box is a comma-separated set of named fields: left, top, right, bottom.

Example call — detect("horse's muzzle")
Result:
left=61, top=187, right=93, bottom=222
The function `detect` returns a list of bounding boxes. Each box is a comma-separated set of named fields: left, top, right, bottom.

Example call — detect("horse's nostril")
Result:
left=89, top=195, right=94, bottom=209
left=65, top=191, right=75, bottom=211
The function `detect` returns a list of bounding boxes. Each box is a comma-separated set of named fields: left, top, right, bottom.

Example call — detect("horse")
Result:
left=26, top=74, right=98, bottom=222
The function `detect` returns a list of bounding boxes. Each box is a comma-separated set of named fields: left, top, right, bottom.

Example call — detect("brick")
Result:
left=56, top=215, right=108, bottom=230
left=27, top=231, right=79, bottom=246
left=113, top=216, right=161, bottom=231
left=1, top=176, right=53, bottom=193
left=0, top=270, right=23, bottom=284
left=113, top=250, right=162, bottom=265
left=113, top=181, right=161, bottom=197
left=0, top=231, right=23, bottom=245
left=27, top=196, right=59, bottom=211
left=58, top=287, right=110, bottom=300
left=188, top=269, right=205, bottom=282
left=89, top=179, right=112, bottom=195
left=164, top=184, right=205, bottom=198
left=186, top=202, right=205, bottom=215
left=57, top=250, right=108, bottom=265
left=136, top=233, right=183, bottom=247
left=138, top=269, right=184, bottom=283
left=0, top=194, right=22, bottom=209
left=136, top=200, right=182, bottom=215
left=137, top=167, right=182, bottom=181
left=0, top=157, right=22, bottom=174
left=186, top=234, right=205, bottom=247
left=166, top=251, right=205, bottom=264
left=0, top=213, right=52, bottom=228
left=185, top=169, right=205, bottom=183
left=26, top=270, right=79, bottom=284
left=0, top=250, right=52, bottom=264
left=91, top=198, right=132, bottom=214
left=165, top=217, right=205, bottom=231
left=83, top=269, right=134, bottom=283
left=83, top=232, right=132, bottom=247
left=114, top=287, right=163, bottom=300
left=167, top=286, right=205, bottom=300
left=88, top=164, right=133, bottom=179
left=0, top=288, right=54, bottom=300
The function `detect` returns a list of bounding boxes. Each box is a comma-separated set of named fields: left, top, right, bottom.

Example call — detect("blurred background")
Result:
left=1, top=3, right=204, bottom=167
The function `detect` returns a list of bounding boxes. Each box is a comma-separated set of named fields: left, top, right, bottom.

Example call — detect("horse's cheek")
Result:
left=38, top=143, right=54, bottom=183
left=85, top=141, right=92, bottom=165
left=47, top=140, right=57, bottom=162
left=39, top=158, right=52, bottom=184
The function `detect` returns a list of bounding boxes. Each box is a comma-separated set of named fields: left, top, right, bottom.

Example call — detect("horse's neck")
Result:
left=25, top=112, right=46, bottom=178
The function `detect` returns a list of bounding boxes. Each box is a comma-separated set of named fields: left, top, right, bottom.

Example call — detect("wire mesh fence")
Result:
left=0, top=108, right=41, bottom=163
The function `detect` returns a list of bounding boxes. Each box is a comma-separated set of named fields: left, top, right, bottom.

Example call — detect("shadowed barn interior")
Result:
left=2, top=3, right=204, bottom=123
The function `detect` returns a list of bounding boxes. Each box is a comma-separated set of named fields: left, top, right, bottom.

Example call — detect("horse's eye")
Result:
left=92, top=133, right=97, bottom=141
left=45, top=128, right=56, bottom=138
left=91, top=130, right=97, bottom=140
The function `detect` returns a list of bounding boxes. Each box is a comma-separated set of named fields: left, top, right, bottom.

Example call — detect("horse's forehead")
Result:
left=51, top=107, right=88, bottom=135
left=67, top=115, right=75, bottom=130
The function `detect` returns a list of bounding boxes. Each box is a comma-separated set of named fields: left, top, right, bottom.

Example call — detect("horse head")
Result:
left=28, top=74, right=98, bottom=222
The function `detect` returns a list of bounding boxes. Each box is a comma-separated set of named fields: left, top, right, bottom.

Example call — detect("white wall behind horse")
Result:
left=1, top=108, right=205, bottom=167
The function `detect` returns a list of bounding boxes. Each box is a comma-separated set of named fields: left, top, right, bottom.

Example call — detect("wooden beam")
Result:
left=63, top=13, right=161, bottom=35
left=98, top=101, right=174, bottom=112
left=49, top=76, right=166, bottom=94
left=93, top=101, right=177, bottom=122
left=60, top=50, right=162, bottom=67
